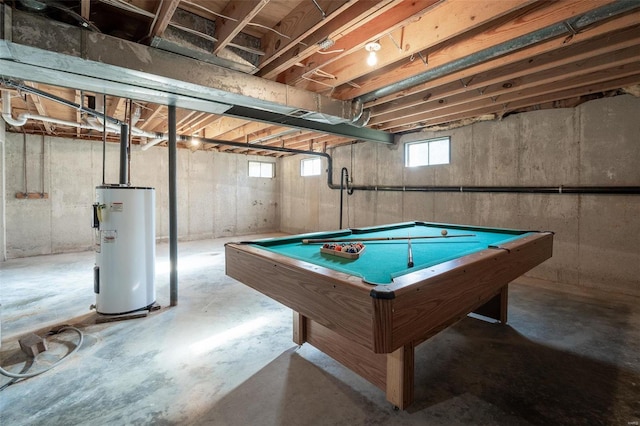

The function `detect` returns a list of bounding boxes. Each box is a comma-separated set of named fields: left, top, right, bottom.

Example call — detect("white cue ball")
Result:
left=441, top=229, right=448, bottom=236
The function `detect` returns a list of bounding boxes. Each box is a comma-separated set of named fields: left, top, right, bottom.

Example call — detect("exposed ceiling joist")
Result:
left=257, top=0, right=408, bottom=80
left=25, top=82, right=53, bottom=133
left=148, top=0, right=182, bottom=40
left=213, top=0, right=270, bottom=54
left=365, top=12, right=640, bottom=111
left=1, top=0, right=638, bottom=155
left=259, top=0, right=352, bottom=70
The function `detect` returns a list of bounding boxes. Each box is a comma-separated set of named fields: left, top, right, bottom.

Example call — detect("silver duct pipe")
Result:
left=358, top=1, right=640, bottom=103
left=0, top=8, right=398, bottom=143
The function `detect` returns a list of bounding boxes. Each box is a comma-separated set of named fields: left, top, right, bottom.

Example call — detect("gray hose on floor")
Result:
left=0, top=326, right=84, bottom=379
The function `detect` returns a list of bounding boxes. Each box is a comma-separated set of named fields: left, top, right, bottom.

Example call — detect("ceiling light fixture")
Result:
left=365, top=41, right=381, bottom=66
left=190, top=132, right=201, bottom=148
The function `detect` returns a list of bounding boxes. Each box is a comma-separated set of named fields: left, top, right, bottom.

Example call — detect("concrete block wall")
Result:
left=280, top=95, right=640, bottom=297
left=2, top=134, right=279, bottom=258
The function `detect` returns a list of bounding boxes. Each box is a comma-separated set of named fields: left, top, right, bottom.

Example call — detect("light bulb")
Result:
left=367, top=51, right=377, bottom=66
left=365, top=41, right=381, bottom=66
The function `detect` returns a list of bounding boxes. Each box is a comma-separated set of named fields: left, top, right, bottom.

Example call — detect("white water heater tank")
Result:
left=94, top=185, right=156, bottom=315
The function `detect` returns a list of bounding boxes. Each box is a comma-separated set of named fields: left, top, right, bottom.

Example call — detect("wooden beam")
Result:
left=186, top=113, right=216, bottom=130
left=259, top=0, right=351, bottom=70
left=106, top=97, right=125, bottom=120
left=329, top=0, right=619, bottom=99
left=213, top=0, right=270, bottom=55
left=218, top=122, right=272, bottom=142
left=177, top=111, right=208, bottom=134
left=190, top=114, right=223, bottom=135
left=380, top=46, right=640, bottom=128
left=203, top=116, right=251, bottom=138
left=364, top=11, right=640, bottom=110
left=278, top=0, right=439, bottom=84
left=137, top=104, right=165, bottom=131
left=258, top=0, right=409, bottom=80
left=175, top=109, right=199, bottom=129
left=148, top=0, right=181, bottom=40
left=81, top=0, right=90, bottom=20
left=293, top=0, right=539, bottom=93
left=237, top=125, right=295, bottom=143
left=369, top=27, right=640, bottom=126
left=385, top=70, right=640, bottom=132
left=23, top=82, right=53, bottom=133
left=74, top=90, right=82, bottom=138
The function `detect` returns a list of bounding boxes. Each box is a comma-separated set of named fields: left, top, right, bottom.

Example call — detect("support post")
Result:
left=168, top=104, right=178, bottom=306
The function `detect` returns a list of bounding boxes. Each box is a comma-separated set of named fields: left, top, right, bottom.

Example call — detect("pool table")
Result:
left=225, top=221, right=553, bottom=409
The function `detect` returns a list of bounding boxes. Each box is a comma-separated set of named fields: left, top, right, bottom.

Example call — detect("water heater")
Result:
left=93, top=185, right=156, bottom=315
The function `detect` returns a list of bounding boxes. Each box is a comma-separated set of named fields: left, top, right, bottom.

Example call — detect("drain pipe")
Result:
left=2, top=83, right=167, bottom=143
left=140, top=137, right=166, bottom=151
left=3, top=80, right=122, bottom=126
left=2, top=91, right=27, bottom=127
left=4, top=85, right=637, bottom=196
left=194, top=138, right=640, bottom=195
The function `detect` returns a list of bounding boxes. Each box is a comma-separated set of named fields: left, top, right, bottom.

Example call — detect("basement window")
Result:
left=405, top=137, right=451, bottom=167
left=248, top=161, right=275, bottom=178
left=301, top=158, right=322, bottom=176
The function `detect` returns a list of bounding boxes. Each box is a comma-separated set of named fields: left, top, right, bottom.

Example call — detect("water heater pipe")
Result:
left=119, top=123, right=129, bottom=185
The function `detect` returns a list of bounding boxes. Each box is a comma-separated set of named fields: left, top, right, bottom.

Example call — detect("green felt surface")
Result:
left=251, top=222, right=530, bottom=285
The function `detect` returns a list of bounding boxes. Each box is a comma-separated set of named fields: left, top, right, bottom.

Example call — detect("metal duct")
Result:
left=0, top=8, right=392, bottom=143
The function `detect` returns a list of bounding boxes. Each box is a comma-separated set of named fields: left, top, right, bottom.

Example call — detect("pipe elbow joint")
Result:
left=2, top=112, right=28, bottom=127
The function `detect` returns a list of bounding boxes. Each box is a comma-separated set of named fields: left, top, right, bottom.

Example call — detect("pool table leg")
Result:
left=292, top=311, right=417, bottom=409
left=472, top=284, right=509, bottom=323
left=386, top=342, right=415, bottom=410
left=293, top=311, right=307, bottom=345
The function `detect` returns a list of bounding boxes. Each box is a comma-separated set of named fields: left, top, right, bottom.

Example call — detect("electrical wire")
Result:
left=0, top=326, right=83, bottom=381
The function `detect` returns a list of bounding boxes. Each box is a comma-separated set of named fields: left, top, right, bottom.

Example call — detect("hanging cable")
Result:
left=40, top=134, right=45, bottom=196
left=22, top=131, right=27, bottom=195
left=339, top=167, right=354, bottom=229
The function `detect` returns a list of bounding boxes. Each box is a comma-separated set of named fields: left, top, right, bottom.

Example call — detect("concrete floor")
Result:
left=1, top=236, right=639, bottom=425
